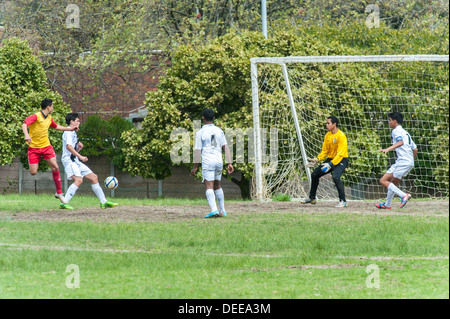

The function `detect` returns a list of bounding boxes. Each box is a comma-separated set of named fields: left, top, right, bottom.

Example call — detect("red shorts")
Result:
left=28, top=145, right=56, bottom=165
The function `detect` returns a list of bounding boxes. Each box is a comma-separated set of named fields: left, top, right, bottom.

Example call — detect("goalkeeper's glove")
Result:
left=320, top=162, right=334, bottom=173
left=307, top=157, right=319, bottom=168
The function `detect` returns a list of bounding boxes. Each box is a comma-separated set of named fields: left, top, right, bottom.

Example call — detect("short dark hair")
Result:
left=41, top=98, right=53, bottom=109
left=65, top=113, right=79, bottom=125
left=327, top=116, right=338, bottom=126
left=202, top=108, right=215, bottom=122
left=389, top=112, right=403, bottom=124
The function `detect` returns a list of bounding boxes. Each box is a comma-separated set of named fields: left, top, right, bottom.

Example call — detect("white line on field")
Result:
left=336, top=256, right=449, bottom=261
left=0, top=243, right=448, bottom=261
left=0, top=243, right=161, bottom=254
left=0, top=243, right=280, bottom=257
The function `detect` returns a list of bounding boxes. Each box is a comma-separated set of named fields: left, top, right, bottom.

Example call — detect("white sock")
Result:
left=388, top=183, right=406, bottom=198
left=91, top=183, right=107, bottom=204
left=385, top=189, right=395, bottom=207
left=64, top=184, right=79, bottom=203
left=205, top=189, right=218, bottom=212
left=215, top=188, right=225, bottom=213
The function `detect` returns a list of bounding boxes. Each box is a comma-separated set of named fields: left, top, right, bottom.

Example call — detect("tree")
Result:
left=0, top=37, right=71, bottom=168
left=121, top=29, right=353, bottom=198
left=0, top=1, right=310, bottom=119
left=77, top=114, right=134, bottom=170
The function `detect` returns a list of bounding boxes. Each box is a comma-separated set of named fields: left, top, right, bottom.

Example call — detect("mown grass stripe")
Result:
left=1, top=242, right=448, bottom=260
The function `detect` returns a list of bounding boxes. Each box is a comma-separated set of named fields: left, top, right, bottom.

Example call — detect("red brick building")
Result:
left=45, top=55, right=168, bottom=123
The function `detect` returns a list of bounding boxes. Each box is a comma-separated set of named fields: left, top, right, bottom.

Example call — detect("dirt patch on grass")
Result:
left=1, top=200, right=448, bottom=223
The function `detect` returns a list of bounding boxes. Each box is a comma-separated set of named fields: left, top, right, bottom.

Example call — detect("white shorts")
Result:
left=202, top=162, right=223, bottom=182
left=63, top=161, right=93, bottom=180
left=386, top=162, right=413, bottom=179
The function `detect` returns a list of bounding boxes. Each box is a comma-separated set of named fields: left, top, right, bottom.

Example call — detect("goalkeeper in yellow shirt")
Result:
left=301, top=116, right=349, bottom=207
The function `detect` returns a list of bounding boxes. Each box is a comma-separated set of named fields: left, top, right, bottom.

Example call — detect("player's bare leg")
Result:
left=72, top=176, right=83, bottom=187
left=29, top=164, right=39, bottom=176
left=84, top=172, right=99, bottom=185
left=379, top=173, right=395, bottom=189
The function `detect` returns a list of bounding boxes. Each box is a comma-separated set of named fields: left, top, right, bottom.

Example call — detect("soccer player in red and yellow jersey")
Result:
left=22, top=98, right=79, bottom=204
left=301, top=116, right=349, bottom=207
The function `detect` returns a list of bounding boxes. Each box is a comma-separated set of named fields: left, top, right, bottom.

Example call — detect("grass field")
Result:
left=0, top=194, right=448, bottom=299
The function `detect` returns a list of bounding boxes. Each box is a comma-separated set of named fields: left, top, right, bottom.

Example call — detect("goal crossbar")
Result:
left=251, top=55, right=449, bottom=64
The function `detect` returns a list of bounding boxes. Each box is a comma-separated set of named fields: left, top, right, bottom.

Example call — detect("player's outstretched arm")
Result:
left=55, top=124, right=79, bottom=132
left=379, top=140, right=403, bottom=154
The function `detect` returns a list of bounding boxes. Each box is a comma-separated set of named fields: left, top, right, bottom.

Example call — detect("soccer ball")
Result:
left=104, top=176, right=118, bottom=190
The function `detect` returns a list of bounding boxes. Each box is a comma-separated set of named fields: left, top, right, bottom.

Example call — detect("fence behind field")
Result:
left=0, top=156, right=244, bottom=199
left=2, top=156, right=439, bottom=201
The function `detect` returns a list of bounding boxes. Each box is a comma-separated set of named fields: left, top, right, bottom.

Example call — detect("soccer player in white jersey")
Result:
left=191, top=109, right=234, bottom=218
left=376, top=112, right=418, bottom=209
left=59, top=113, right=118, bottom=210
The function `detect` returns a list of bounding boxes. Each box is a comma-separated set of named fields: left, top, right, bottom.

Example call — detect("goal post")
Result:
left=251, top=55, right=449, bottom=201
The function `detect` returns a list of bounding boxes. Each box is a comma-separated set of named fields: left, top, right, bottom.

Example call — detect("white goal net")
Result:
left=251, top=55, right=449, bottom=201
